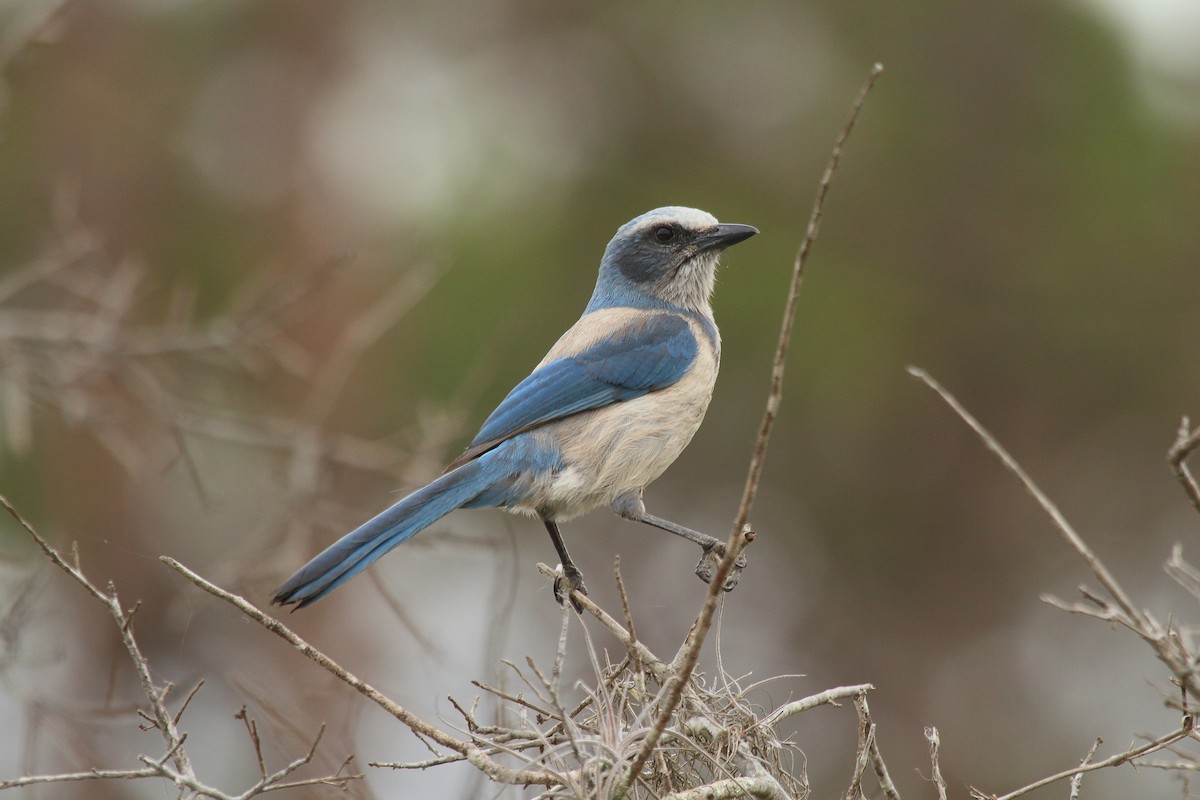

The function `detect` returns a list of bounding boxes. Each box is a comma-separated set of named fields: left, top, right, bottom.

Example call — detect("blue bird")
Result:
left=273, top=207, right=757, bottom=610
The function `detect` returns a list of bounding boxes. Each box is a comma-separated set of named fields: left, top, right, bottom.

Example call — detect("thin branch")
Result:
left=1169, top=416, right=1200, bottom=516
left=614, top=556, right=640, bottom=658
left=256, top=757, right=359, bottom=796
left=372, top=753, right=466, bottom=770
left=914, top=366, right=1200, bottom=703
left=536, top=562, right=668, bottom=680
left=760, top=684, right=874, bottom=728
left=971, top=724, right=1195, bottom=800
left=844, top=699, right=873, bottom=800
left=547, top=607, right=585, bottom=767
left=610, top=64, right=886, bottom=800
left=0, top=767, right=159, bottom=790
left=858, top=694, right=901, bottom=800
left=1039, top=593, right=1123, bottom=624
left=0, top=494, right=111, bottom=607
left=161, top=557, right=565, bottom=788
left=471, top=681, right=556, bottom=721
left=732, top=62, right=883, bottom=538
left=235, top=707, right=268, bottom=782
left=908, top=367, right=1146, bottom=629
left=174, top=680, right=206, bottom=727
left=669, top=529, right=753, bottom=682
left=135, top=755, right=235, bottom=799
left=612, top=527, right=752, bottom=800
left=1068, top=738, right=1102, bottom=800
left=0, top=494, right=194, bottom=779
left=917, top=363, right=1200, bottom=697
left=925, top=727, right=948, bottom=800
left=551, top=599, right=572, bottom=698
left=1131, top=759, right=1200, bottom=771
left=230, top=723, right=361, bottom=800
left=659, top=776, right=790, bottom=800
left=160, top=557, right=455, bottom=747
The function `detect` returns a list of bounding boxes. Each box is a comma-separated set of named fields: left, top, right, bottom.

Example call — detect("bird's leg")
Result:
left=543, top=519, right=587, bottom=612
left=612, top=491, right=747, bottom=591
left=639, top=511, right=748, bottom=591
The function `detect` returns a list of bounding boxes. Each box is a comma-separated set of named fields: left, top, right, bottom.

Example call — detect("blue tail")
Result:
left=273, top=458, right=498, bottom=608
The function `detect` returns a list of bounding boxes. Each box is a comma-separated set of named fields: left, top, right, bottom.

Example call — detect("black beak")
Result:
left=696, top=223, right=758, bottom=252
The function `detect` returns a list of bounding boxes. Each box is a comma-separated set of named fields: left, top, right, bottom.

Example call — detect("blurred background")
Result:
left=0, top=0, right=1198, bottom=797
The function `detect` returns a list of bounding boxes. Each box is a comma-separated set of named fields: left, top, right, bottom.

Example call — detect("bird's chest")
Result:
left=531, top=337, right=719, bottom=516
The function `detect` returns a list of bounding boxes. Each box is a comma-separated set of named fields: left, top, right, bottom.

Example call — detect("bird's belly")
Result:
left=512, top=354, right=718, bottom=520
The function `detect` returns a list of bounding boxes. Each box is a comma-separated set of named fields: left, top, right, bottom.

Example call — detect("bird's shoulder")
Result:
left=540, top=306, right=713, bottom=367
left=445, top=308, right=707, bottom=471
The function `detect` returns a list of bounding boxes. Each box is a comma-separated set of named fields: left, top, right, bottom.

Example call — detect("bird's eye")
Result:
left=653, top=226, right=676, bottom=243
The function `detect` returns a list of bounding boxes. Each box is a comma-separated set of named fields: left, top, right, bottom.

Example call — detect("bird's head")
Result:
left=590, top=207, right=758, bottom=314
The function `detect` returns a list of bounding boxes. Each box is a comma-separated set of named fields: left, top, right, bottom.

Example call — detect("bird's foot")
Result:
left=695, top=542, right=749, bottom=592
left=553, top=563, right=589, bottom=612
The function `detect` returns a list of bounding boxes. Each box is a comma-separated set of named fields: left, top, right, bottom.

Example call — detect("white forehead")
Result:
left=620, top=206, right=719, bottom=235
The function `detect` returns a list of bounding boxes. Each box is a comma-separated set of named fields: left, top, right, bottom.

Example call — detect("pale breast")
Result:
left=516, top=313, right=720, bottom=520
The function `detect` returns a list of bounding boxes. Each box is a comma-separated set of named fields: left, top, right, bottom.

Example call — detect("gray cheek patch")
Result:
left=616, top=240, right=674, bottom=284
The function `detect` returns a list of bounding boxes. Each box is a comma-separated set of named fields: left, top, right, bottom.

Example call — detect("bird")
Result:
left=272, top=206, right=757, bottom=611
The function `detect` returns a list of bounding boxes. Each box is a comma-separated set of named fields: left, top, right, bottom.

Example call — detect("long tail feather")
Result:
left=272, top=459, right=495, bottom=608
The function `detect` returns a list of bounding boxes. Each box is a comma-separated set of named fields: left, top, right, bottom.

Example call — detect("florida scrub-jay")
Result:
left=273, top=207, right=757, bottom=610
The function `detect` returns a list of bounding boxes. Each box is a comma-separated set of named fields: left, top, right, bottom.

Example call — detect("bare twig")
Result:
left=0, top=496, right=360, bottom=797
left=970, top=724, right=1194, bottom=800
left=372, top=753, right=465, bottom=770
left=845, top=697, right=872, bottom=800
left=471, top=681, right=556, bottom=721
left=760, top=684, right=874, bottom=728
left=1131, top=759, right=1200, bottom=771
left=173, top=679, right=206, bottom=726
left=925, top=726, right=948, bottom=800
left=909, top=367, right=1200, bottom=700
left=614, top=557, right=639, bottom=655
left=545, top=605, right=585, bottom=767
left=0, top=494, right=194, bottom=779
left=236, top=707, right=268, bottom=782
left=607, top=65, right=886, bottom=800
left=1169, top=417, right=1200, bottom=516
left=732, top=62, right=883, bottom=538
left=659, top=776, right=790, bottom=800
left=612, top=527, right=752, bottom=799
left=0, top=767, right=159, bottom=790
left=161, top=556, right=566, bottom=788
left=858, top=694, right=901, bottom=800
left=536, top=562, right=668, bottom=680
left=1067, top=738, right=1103, bottom=800
left=908, top=367, right=1145, bottom=628
left=551, top=599, right=572, bottom=698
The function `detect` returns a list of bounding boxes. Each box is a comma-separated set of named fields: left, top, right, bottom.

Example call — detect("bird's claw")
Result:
left=695, top=543, right=748, bottom=592
left=553, top=563, right=588, bottom=612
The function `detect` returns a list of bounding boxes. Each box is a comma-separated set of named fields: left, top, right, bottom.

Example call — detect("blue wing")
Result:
left=446, top=312, right=698, bottom=470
